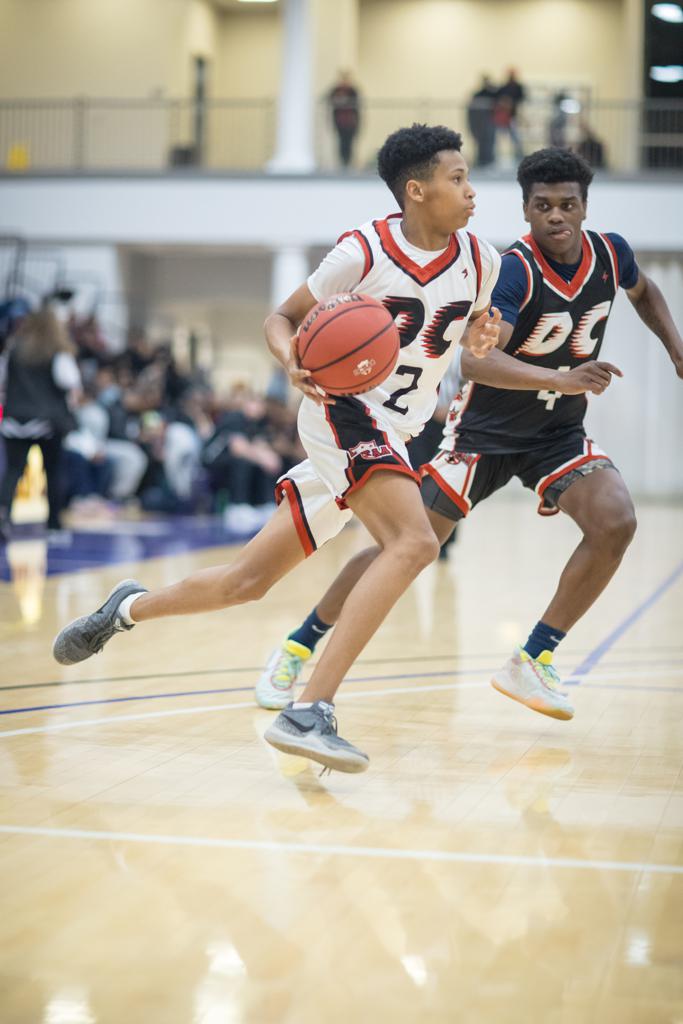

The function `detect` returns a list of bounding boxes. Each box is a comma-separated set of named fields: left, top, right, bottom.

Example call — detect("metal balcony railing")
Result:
left=0, top=96, right=681, bottom=175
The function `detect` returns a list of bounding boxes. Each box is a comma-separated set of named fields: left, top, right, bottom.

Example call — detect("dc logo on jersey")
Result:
left=516, top=301, right=612, bottom=358
left=348, top=440, right=392, bottom=461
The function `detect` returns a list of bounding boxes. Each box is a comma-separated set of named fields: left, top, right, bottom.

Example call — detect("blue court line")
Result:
left=0, top=668, right=490, bottom=716
left=2, top=560, right=682, bottom=719
left=568, top=558, right=683, bottom=682
left=2, top=669, right=683, bottom=718
left=4, top=651, right=683, bottom=695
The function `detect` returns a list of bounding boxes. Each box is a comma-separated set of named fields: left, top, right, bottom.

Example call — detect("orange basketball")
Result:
left=297, top=293, right=400, bottom=396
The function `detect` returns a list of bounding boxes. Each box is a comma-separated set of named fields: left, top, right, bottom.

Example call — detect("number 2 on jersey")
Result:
left=383, top=366, right=423, bottom=413
left=381, top=296, right=471, bottom=415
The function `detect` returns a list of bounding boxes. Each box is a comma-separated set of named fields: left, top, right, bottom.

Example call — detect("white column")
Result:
left=268, top=0, right=315, bottom=173
left=268, top=244, right=309, bottom=401
left=621, top=0, right=645, bottom=171
left=270, top=244, right=309, bottom=307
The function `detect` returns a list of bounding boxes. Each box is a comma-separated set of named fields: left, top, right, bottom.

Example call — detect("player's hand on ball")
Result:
left=465, top=306, right=502, bottom=358
left=286, top=337, right=334, bottom=405
left=559, top=361, right=623, bottom=395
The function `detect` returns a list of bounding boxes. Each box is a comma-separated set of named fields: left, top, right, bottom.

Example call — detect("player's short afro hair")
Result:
left=377, top=123, right=463, bottom=208
left=517, top=148, right=594, bottom=203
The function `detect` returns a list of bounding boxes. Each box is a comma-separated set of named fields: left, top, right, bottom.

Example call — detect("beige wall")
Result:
left=358, top=0, right=629, bottom=102
left=0, top=0, right=641, bottom=170
left=0, top=0, right=189, bottom=98
left=0, top=0, right=633, bottom=103
left=214, top=10, right=280, bottom=98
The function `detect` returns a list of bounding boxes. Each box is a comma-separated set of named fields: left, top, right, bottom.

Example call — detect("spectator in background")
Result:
left=202, top=388, right=282, bottom=530
left=549, top=92, right=570, bottom=149
left=576, top=120, right=607, bottom=169
left=327, top=70, right=361, bottom=168
left=494, top=68, right=526, bottom=163
left=0, top=308, right=81, bottom=541
left=467, top=75, right=497, bottom=167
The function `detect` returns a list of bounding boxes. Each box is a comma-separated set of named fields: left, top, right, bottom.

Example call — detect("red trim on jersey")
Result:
left=277, top=478, right=316, bottom=556
left=339, top=462, right=421, bottom=508
left=505, top=249, right=533, bottom=310
left=600, top=233, right=619, bottom=290
left=420, top=460, right=476, bottom=517
left=337, top=228, right=374, bottom=280
left=373, top=217, right=461, bottom=285
left=524, top=231, right=593, bottom=299
left=467, top=232, right=482, bottom=295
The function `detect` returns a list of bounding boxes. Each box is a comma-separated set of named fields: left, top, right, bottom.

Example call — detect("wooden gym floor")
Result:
left=0, top=493, right=682, bottom=1023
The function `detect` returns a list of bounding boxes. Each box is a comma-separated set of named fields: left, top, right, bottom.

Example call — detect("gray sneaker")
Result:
left=264, top=701, right=369, bottom=773
left=52, top=579, right=148, bottom=665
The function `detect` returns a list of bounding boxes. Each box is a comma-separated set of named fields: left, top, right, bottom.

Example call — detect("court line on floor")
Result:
left=4, top=645, right=683, bottom=694
left=0, top=823, right=680, bottom=875
left=2, top=664, right=683, bottom=718
left=1, top=672, right=682, bottom=738
left=568, top=558, right=683, bottom=682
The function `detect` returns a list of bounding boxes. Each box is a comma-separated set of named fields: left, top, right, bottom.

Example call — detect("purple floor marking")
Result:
left=567, top=558, right=683, bottom=683
left=0, top=516, right=255, bottom=581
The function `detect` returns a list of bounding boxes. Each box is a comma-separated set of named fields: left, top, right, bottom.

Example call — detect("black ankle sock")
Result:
left=524, top=620, right=566, bottom=660
left=288, top=609, right=332, bottom=652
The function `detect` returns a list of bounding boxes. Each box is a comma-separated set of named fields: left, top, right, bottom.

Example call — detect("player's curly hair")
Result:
left=377, top=124, right=463, bottom=208
left=517, top=148, right=594, bottom=203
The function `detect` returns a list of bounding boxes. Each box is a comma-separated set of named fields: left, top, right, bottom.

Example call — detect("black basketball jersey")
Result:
left=453, top=230, right=621, bottom=454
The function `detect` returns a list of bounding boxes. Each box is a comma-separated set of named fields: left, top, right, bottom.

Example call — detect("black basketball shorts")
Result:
left=420, top=435, right=617, bottom=522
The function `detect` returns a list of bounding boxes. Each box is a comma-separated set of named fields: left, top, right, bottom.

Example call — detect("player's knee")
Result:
left=588, top=505, right=637, bottom=557
left=224, top=569, right=272, bottom=604
left=392, top=529, right=440, bottom=574
left=611, top=507, right=637, bottom=552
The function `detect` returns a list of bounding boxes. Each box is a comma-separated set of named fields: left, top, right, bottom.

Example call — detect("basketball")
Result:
left=297, top=293, right=400, bottom=396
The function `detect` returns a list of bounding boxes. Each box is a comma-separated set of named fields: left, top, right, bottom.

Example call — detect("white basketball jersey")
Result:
left=307, top=214, right=500, bottom=438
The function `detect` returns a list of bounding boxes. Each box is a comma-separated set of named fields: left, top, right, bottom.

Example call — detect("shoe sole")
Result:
left=490, top=678, right=574, bottom=721
left=255, top=689, right=294, bottom=710
left=52, top=578, right=145, bottom=665
left=264, top=729, right=369, bottom=773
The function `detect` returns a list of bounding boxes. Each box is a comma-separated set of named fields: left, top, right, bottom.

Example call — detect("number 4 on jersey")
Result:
left=537, top=366, right=570, bottom=410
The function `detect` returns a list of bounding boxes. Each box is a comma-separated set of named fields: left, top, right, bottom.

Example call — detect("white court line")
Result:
left=0, top=823, right=680, bottom=875
left=0, top=682, right=488, bottom=738
left=1, top=669, right=682, bottom=739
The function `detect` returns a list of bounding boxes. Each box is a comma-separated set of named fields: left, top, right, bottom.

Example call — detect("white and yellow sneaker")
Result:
left=255, top=639, right=311, bottom=710
left=491, top=648, right=574, bottom=721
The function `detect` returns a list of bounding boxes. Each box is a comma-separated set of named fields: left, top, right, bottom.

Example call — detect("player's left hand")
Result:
left=464, top=306, right=501, bottom=358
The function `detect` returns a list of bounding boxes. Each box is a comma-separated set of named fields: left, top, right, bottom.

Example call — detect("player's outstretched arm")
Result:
left=626, top=272, right=683, bottom=379
left=461, top=346, right=622, bottom=395
left=264, top=283, right=333, bottom=405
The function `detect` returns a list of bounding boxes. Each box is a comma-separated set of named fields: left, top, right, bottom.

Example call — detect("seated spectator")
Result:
left=202, top=388, right=284, bottom=528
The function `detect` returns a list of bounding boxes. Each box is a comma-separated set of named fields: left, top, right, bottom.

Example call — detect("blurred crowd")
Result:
left=0, top=298, right=305, bottom=541
left=467, top=69, right=607, bottom=170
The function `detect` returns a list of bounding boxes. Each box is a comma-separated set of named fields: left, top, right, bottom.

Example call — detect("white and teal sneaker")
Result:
left=255, top=639, right=311, bottom=709
left=491, top=647, right=574, bottom=721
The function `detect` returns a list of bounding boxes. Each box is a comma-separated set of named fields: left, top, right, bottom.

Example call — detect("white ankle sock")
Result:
left=292, top=702, right=313, bottom=710
left=118, top=592, right=145, bottom=625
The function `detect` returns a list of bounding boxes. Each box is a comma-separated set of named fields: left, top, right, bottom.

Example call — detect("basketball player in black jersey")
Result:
left=258, top=148, right=683, bottom=722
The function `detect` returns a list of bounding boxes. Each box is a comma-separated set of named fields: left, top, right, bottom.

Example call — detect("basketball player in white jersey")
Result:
left=53, top=124, right=501, bottom=773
